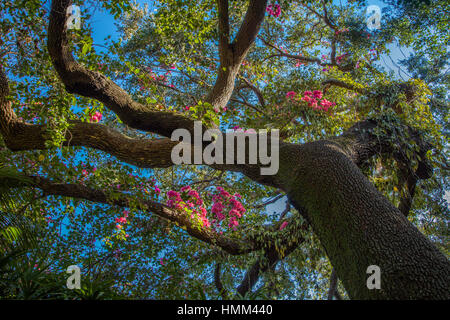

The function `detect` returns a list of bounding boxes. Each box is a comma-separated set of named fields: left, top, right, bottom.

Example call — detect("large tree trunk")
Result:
left=276, top=140, right=449, bottom=299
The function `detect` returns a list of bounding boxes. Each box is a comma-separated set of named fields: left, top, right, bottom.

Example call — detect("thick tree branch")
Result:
left=2, top=59, right=434, bottom=191
left=239, top=76, right=266, bottom=107
left=214, top=263, right=229, bottom=299
left=1, top=65, right=274, bottom=179
left=205, top=0, right=268, bottom=110
left=46, top=0, right=268, bottom=141
left=2, top=62, right=433, bottom=191
left=0, top=69, right=177, bottom=168
left=231, top=0, right=268, bottom=61
left=217, top=0, right=231, bottom=61
left=330, top=37, right=337, bottom=65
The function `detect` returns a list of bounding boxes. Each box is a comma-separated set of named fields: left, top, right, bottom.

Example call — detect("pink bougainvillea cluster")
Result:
left=167, top=186, right=211, bottom=229
left=210, top=187, right=245, bottom=232
left=90, top=111, right=103, bottom=123
left=166, top=186, right=246, bottom=232
left=286, top=90, right=336, bottom=112
left=266, top=3, right=281, bottom=17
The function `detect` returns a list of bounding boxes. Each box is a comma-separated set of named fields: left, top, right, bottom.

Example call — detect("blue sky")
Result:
left=90, top=0, right=152, bottom=44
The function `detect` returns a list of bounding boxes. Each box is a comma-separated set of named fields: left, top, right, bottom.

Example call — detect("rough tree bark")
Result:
left=277, top=140, right=449, bottom=299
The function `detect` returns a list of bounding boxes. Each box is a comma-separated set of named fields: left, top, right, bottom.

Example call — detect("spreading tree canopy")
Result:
left=0, top=0, right=448, bottom=299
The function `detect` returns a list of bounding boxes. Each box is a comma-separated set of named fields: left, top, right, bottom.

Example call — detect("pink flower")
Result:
left=167, top=190, right=182, bottom=207
left=228, top=217, right=239, bottom=229
left=313, top=90, right=323, bottom=99
left=266, top=4, right=281, bottom=17
left=320, top=99, right=333, bottom=107
left=336, top=54, right=346, bottom=64
left=188, top=190, right=202, bottom=204
left=286, top=91, right=297, bottom=99
left=180, top=186, right=191, bottom=192
left=302, top=96, right=312, bottom=103
left=201, top=217, right=211, bottom=228
left=168, top=190, right=181, bottom=199
left=229, top=209, right=242, bottom=218
left=115, top=217, right=127, bottom=224
left=90, top=111, right=103, bottom=123
left=279, top=221, right=289, bottom=230
left=319, top=99, right=335, bottom=112
left=212, top=202, right=224, bottom=215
